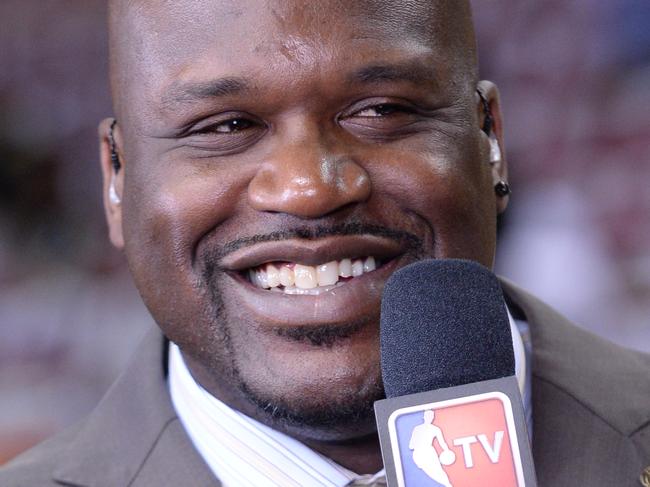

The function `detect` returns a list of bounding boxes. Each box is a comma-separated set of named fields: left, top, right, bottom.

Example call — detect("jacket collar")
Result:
left=52, top=327, right=219, bottom=487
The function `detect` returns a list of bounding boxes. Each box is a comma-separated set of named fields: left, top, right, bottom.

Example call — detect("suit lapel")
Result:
left=52, top=327, right=219, bottom=487
left=127, top=419, right=221, bottom=487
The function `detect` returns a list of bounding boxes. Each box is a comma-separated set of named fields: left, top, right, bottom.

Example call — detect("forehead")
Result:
left=112, top=0, right=472, bottom=124
left=122, top=0, right=439, bottom=54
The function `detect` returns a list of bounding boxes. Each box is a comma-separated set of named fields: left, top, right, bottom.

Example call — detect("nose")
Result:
left=248, top=132, right=371, bottom=218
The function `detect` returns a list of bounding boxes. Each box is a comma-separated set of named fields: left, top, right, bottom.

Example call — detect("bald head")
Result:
left=107, top=0, right=478, bottom=124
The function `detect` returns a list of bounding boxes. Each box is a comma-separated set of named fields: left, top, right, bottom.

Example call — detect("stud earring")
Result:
left=494, top=181, right=511, bottom=197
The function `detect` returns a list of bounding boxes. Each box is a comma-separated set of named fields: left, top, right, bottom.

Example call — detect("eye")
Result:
left=181, top=113, right=266, bottom=155
left=339, top=100, right=425, bottom=140
left=352, top=103, right=411, bottom=118
left=194, top=117, right=255, bottom=134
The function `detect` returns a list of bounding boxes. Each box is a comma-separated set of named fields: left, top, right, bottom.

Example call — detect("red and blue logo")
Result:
left=388, top=392, right=525, bottom=487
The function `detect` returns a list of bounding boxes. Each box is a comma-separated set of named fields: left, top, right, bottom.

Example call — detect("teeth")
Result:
left=248, top=256, right=381, bottom=292
left=339, top=258, right=352, bottom=278
left=363, top=256, right=376, bottom=273
left=351, top=259, right=364, bottom=277
left=258, top=268, right=270, bottom=288
left=279, top=266, right=295, bottom=287
left=249, top=268, right=270, bottom=288
left=317, top=261, right=339, bottom=286
left=282, top=283, right=342, bottom=295
left=266, top=264, right=281, bottom=288
left=294, top=264, right=318, bottom=289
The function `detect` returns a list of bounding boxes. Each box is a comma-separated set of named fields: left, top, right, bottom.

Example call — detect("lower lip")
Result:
left=225, top=257, right=404, bottom=328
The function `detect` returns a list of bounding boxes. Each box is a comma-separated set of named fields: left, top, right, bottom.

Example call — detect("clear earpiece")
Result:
left=489, top=136, right=501, bottom=163
left=109, top=178, right=121, bottom=205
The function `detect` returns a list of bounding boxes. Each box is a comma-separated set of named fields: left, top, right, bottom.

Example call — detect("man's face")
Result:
left=103, top=0, right=505, bottom=441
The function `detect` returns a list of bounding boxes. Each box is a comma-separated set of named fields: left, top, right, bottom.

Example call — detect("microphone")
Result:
left=374, top=259, right=536, bottom=487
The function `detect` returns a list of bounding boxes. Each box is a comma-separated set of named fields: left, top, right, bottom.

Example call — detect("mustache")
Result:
left=201, top=221, right=424, bottom=267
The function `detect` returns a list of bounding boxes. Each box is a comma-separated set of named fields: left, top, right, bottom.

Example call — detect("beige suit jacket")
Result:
left=2, top=280, right=649, bottom=486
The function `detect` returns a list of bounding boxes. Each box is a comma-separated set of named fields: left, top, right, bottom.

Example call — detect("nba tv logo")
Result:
left=387, top=392, right=526, bottom=486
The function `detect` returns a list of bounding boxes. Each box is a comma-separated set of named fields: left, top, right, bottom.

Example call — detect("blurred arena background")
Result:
left=1, top=0, right=649, bottom=465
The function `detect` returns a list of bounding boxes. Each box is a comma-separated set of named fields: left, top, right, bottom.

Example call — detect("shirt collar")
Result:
left=508, top=307, right=527, bottom=396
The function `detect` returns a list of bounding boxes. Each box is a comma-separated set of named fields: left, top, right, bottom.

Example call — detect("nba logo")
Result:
left=387, top=392, right=526, bottom=486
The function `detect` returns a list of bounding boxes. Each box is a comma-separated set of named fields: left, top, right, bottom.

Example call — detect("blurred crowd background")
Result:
left=1, top=0, right=648, bottom=465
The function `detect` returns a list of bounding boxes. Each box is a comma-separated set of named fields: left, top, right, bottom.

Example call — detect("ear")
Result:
left=99, top=117, right=125, bottom=249
left=477, top=80, right=509, bottom=214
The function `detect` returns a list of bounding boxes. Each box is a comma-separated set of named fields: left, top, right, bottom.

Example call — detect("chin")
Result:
left=210, top=277, right=386, bottom=438
left=237, top=365, right=385, bottom=441
left=223, top=322, right=382, bottom=436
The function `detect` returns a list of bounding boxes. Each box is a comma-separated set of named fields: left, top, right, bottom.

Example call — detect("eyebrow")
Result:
left=160, top=60, right=435, bottom=110
left=161, top=77, right=250, bottom=109
left=348, top=61, right=436, bottom=86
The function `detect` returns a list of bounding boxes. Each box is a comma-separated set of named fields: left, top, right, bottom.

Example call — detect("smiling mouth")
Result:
left=246, top=256, right=382, bottom=295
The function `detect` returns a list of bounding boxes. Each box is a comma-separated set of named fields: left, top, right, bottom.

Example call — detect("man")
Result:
left=2, top=1, right=649, bottom=485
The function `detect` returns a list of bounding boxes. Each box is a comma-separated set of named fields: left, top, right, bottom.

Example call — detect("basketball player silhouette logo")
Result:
left=408, top=409, right=456, bottom=486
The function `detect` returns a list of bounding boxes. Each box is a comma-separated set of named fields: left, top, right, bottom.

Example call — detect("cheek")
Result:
left=366, top=136, right=496, bottom=266
left=120, top=159, right=249, bottom=334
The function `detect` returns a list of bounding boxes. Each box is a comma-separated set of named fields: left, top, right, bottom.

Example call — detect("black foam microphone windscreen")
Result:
left=380, top=258, right=515, bottom=398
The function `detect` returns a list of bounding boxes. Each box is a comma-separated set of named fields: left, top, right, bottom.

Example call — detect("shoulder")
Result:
left=0, top=326, right=175, bottom=486
left=0, top=327, right=217, bottom=487
left=501, top=278, right=650, bottom=484
left=501, top=277, right=650, bottom=432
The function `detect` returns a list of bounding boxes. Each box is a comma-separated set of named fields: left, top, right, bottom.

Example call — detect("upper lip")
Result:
left=219, top=235, right=406, bottom=271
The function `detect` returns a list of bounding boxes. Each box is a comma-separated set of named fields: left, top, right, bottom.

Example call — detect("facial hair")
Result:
left=194, top=221, right=424, bottom=433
